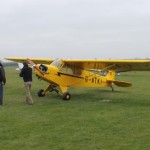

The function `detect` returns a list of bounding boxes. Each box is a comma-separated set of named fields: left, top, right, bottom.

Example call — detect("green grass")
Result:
left=0, top=67, right=150, bottom=150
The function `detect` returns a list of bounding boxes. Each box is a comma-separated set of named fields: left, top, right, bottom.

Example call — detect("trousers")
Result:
left=0, top=83, right=3, bottom=105
left=24, top=82, right=33, bottom=104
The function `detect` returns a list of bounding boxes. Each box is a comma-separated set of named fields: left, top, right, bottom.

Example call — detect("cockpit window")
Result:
left=50, top=58, right=64, bottom=68
left=39, top=64, right=48, bottom=72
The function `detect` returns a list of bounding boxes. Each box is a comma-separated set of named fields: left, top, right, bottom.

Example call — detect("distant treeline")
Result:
left=3, top=62, right=18, bottom=67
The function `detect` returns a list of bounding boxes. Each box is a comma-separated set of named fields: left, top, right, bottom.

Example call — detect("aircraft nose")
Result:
left=33, top=64, right=45, bottom=76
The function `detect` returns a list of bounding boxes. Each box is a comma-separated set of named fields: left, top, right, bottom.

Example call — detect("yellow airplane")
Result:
left=5, top=57, right=150, bottom=100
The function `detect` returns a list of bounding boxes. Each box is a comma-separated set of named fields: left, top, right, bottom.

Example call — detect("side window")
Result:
left=73, top=67, right=82, bottom=76
left=39, top=65, right=48, bottom=72
left=61, top=64, right=82, bottom=76
left=61, top=64, right=73, bottom=75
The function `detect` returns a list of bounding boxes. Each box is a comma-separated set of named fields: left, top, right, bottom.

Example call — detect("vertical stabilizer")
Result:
left=106, top=70, right=116, bottom=80
left=106, top=70, right=132, bottom=87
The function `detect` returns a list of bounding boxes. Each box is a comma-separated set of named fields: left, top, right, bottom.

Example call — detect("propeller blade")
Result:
left=26, top=58, right=45, bottom=76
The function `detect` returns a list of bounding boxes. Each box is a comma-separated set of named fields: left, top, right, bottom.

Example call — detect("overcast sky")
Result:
left=1, top=0, right=150, bottom=61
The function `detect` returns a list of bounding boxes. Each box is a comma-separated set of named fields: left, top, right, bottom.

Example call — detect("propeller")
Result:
left=26, top=58, right=45, bottom=76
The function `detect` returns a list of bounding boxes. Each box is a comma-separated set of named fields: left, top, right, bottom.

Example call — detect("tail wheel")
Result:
left=37, top=89, right=45, bottom=97
left=62, top=92, right=71, bottom=100
left=110, top=86, right=114, bottom=92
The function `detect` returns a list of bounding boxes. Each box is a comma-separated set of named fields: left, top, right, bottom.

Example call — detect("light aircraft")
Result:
left=16, top=62, right=33, bottom=71
left=16, top=63, right=23, bottom=70
left=5, top=57, right=150, bottom=100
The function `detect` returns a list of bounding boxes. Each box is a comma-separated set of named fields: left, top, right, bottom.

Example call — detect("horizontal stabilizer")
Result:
left=108, top=80, right=132, bottom=87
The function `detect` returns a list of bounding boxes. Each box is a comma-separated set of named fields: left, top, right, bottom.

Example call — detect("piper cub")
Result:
left=5, top=57, right=150, bottom=100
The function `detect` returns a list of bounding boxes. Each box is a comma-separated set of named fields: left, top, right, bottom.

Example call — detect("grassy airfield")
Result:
left=0, top=66, right=150, bottom=150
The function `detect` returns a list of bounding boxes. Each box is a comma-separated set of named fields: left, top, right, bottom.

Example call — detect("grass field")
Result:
left=0, top=66, right=150, bottom=150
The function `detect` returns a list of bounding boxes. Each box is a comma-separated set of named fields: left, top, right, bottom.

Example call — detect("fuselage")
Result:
left=34, top=64, right=113, bottom=88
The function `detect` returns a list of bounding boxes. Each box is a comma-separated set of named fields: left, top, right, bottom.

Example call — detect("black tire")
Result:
left=62, top=92, right=71, bottom=100
left=37, top=89, right=45, bottom=97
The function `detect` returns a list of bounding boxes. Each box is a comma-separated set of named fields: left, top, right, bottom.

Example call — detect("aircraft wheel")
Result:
left=37, top=89, right=45, bottom=97
left=62, top=92, right=71, bottom=100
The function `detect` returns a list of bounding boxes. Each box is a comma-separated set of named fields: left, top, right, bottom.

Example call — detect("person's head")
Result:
left=23, top=61, right=28, bottom=66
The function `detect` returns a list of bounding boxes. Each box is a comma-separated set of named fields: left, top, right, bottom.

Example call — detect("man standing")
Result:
left=20, top=61, right=33, bottom=105
left=0, top=62, right=6, bottom=105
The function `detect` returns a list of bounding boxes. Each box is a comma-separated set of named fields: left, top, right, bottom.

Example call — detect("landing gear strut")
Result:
left=37, top=84, right=56, bottom=97
left=37, top=84, right=71, bottom=100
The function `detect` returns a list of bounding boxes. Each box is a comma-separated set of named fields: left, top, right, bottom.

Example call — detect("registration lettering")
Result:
left=85, top=76, right=102, bottom=84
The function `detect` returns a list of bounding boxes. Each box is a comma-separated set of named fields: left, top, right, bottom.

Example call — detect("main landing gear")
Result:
left=62, top=92, right=71, bottom=100
left=37, top=89, right=45, bottom=97
left=37, top=84, right=71, bottom=100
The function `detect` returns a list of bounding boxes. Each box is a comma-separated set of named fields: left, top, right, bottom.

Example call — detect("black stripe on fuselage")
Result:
left=57, top=72, right=83, bottom=79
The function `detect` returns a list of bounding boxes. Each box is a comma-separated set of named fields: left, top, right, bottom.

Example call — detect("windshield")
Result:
left=51, top=58, right=82, bottom=76
left=50, top=58, right=64, bottom=68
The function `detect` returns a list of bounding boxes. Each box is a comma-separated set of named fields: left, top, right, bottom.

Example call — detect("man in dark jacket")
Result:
left=0, top=62, right=6, bottom=105
left=20, top=61, right=33, bottom=105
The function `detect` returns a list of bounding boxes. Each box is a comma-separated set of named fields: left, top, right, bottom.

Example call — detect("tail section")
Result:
left=106, top=70, right=132, bottom=87
left=111, top=80, right=132, bottom=87
left=106, top=70, right=116, bottom=80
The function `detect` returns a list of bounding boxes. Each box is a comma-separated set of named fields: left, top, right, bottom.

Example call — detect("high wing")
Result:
left=63, top=59, right=150, bottom=71
left=5, top=57, right=54, bottom=64
left=5, top=57, right=150, bottom=72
